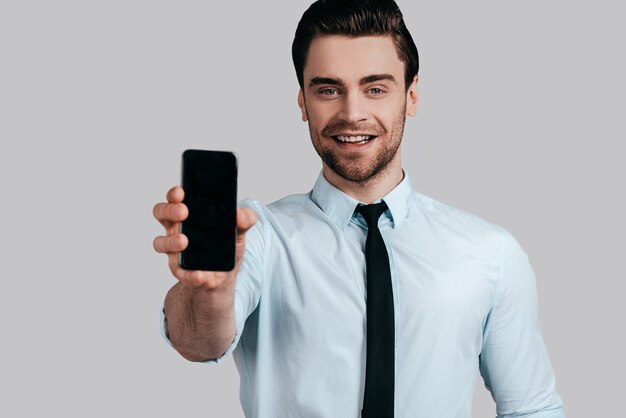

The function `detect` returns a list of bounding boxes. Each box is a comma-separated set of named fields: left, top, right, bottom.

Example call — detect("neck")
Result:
left=322, top=157, right=404, bottom=204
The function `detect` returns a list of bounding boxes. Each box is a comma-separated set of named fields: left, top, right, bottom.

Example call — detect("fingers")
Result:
left=167, top=254, right=206, bottom=287
left=153, top=186, right=187, bottom=236
left=153, top=233, right=188, bottom=254
left=166, top=186, right=184, bottom=203
left=154, top=198, right=257, bottom=288
left=153, top=202, right=188, bottom=228
left=167, top=254, right=225, bottom=289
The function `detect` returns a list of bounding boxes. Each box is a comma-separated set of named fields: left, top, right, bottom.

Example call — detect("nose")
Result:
left=337, top=91, right=369, bottom=123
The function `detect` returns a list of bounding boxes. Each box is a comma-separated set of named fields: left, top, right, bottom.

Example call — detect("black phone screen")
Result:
left=180, top=150, right=237, bottom=271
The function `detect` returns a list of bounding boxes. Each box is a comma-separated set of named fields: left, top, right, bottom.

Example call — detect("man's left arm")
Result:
left=479, top=229, right=566, bottom=418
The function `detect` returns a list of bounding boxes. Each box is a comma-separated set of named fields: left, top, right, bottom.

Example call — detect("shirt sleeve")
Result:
left=479, top=229, right=565, bottom=418
left=160, top=198, right=268, bottom=364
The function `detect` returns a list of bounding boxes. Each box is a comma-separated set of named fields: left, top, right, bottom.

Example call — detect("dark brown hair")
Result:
left=292, top=0, right=419, bottom=90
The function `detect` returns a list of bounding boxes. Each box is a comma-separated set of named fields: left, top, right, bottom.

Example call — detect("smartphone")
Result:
left=179, top=149, right=237, bottom=271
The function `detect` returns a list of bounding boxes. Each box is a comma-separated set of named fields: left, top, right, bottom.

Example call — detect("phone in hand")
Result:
left=179, top=149, right=237, bottom=271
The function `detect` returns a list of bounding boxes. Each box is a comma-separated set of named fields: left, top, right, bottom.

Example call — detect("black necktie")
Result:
left=356, top=202, right=395, bottom=418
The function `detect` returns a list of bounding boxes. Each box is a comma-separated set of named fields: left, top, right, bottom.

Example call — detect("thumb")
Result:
left=236, top=207, right=257, bottom=236
left=234, top=208, right=258, bottom=267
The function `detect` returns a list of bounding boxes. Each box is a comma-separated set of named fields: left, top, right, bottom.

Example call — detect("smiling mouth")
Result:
left=331, top=135, right=376, bottom=144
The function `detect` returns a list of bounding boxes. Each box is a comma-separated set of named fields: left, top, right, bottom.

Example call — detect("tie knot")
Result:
left=356, top=201, right=388, bottom=228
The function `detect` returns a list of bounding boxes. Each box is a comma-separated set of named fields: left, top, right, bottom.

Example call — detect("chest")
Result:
left=261, top=219, right=499, bottom=345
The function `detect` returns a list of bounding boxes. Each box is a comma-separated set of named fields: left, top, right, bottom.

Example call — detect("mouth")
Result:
left=331, top=134, right=377, bottom=145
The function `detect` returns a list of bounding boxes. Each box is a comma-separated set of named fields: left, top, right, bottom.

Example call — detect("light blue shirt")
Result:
left=162, top=172, right=565, bottom=418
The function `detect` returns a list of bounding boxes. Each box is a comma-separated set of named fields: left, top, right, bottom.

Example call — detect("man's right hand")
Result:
left=153, top=186, right=257, bottom=361
left=152, top=185, right=257, bottom=291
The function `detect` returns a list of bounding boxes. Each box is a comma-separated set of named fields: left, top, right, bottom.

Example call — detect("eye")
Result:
left=319, top=88, right=339, bottom=96
left=368, top=87, right=385, bottom=95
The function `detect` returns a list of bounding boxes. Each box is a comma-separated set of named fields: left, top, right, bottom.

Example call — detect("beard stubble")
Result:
left=307, top=104, right=407, bottom=185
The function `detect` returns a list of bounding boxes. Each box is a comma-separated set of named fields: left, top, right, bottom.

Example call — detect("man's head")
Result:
left=293, top=0, right=419, bottom=187
left=292, top=0, right=418, bottom=92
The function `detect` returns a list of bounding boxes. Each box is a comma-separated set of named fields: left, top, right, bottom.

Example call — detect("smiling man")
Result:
left=299, top=35, right=416, bottom=203
left=153, top=1, right=565, bottom=417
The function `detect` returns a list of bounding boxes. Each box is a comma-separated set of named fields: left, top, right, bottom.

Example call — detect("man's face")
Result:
left=298, top=35, right=418, bottom=184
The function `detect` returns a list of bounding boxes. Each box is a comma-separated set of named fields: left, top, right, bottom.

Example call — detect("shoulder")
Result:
left=406, top=190, right=513, bottom=253
left=239, top=192, right=315, bottom=218
left=267, top=192, right=313, bottom=214
left=413, top=191, right=503, bottom=232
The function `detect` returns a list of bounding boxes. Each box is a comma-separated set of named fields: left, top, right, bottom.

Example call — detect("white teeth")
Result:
left=336, top=135, right=372, bottom=143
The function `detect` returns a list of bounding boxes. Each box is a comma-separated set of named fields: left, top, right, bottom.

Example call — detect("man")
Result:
left=153, top=0, right=565, bottom=417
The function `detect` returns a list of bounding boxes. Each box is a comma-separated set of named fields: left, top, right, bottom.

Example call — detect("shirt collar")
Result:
left=310, top=171, right=413, bottom=230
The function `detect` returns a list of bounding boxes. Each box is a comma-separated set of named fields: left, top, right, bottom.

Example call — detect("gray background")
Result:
left=1, top=0, right=624, bottom=417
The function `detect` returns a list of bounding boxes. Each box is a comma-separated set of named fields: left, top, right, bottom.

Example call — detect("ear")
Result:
left=405, top=75, right=419, bottom=117
left=297, top=89, right=308, bottom=122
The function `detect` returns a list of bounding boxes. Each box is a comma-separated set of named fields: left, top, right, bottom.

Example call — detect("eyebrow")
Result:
left=308, top=73, right=397, bottom=87
left=309, top=77, right=345, bottom=87
left=359, top=74, right=397, bottom=85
